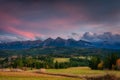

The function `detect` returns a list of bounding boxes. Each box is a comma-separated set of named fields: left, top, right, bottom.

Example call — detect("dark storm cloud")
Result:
left=1, top=0, right=120, bottom=24
left=0, top=0, right=120, bottom=41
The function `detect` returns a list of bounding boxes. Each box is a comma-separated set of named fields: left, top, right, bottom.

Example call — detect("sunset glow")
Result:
left=0, top=0, right=120, bottom=41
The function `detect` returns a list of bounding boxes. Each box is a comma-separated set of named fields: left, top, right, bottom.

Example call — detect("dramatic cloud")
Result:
left=0, top=0, right=120, bottom=41
left=81, top=32, right=120, bottom=42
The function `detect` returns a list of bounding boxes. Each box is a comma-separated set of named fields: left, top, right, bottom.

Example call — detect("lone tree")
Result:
left=55, top=61, right=59, bottom=69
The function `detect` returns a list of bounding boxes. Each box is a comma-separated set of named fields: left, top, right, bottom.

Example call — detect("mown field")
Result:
left=54, top=58, right=70, bottom=62
left=0, top=67, right=120, bottom=80
left=47, top=67, right=120, bottom=77
left=54, top=56, right=89, bottom=62
left=0, top=71, right=81, bottom=80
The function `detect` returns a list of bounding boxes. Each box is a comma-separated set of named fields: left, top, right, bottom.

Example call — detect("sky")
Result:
left=0, top=0, right=120, bottom=41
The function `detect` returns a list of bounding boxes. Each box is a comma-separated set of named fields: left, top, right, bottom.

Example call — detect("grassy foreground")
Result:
left=0, top=71, right=81, bottom=80
left=47, top=67, right=120, bottom=77
left=0, top=67, right=120, bottom=80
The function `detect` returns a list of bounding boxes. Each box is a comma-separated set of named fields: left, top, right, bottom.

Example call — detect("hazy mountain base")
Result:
left=0, top=47, right=120, bottom=57
left=0, top=37, right=120, bottom=50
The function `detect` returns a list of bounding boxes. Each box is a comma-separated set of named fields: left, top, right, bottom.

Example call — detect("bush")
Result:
left=98, top=61, right=103, bottom=70
left=116, top=58, right=120, bottom=70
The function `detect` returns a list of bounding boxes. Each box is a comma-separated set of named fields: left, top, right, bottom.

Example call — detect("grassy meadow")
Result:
left=54, top=58, right=70, bottom=62
left=0, top=71, right=81, bottom=80
left=47, top=67, right=120, bottom=77
left=54, top=56, right=89, bottom=62
left=47, top=67, right=105, bottom=75
left=0, top=67, right=120, bottom=80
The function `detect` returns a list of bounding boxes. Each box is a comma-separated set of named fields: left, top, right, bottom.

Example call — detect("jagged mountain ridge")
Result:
left=41, top=37, right=92, bottom=47
left=0, top=35, right=120, bottom=50
left=0, top=37, right=92, bottom=50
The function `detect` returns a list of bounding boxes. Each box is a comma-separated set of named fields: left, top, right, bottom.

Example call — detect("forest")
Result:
left=0, top=53, right=120, bottom=71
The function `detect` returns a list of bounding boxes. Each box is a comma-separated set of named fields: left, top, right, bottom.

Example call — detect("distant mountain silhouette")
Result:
left=0, top=40, right=42, bottom=49
left=0, top=36, right=120, bottom=50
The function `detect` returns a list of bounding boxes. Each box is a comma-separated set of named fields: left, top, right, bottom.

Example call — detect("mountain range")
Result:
left=0, top=32, right=120, bottom=50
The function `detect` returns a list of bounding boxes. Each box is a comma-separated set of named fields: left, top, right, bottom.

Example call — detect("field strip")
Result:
left=36, top=72, right=86, bottom=80
left=35, top=71, right=109, bottom=80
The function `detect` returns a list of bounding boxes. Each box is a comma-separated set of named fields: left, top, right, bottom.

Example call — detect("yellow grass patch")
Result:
left=0, top=71, right=81, bottom=80
left=54, top=58, right=69, bottom=62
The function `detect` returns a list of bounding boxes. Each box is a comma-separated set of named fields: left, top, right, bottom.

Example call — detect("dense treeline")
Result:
left=0, top=56, right=54, bottom=69
left=89, top=54, right=120, bottom=70
left=0, top=53, right=120, bottom=70
left=0, top=56, right=89, bottom=69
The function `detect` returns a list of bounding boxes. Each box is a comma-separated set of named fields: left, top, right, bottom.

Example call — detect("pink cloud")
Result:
left=0, top=4, right=90, bottom=38
left=5, top=27, right=43, bottom=40
left=0, top=12, right=21, bottom=25
left=0, top=2, right=120, bottom=40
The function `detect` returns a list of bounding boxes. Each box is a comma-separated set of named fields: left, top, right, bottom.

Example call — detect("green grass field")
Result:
left=54, top=56, right=90, bottom=63
left=0, top=76, right=81, bottom=80
left=54, top=58, right=70, bottom=62
left=0, top=67, right=120, bottom=80
left=47, top=67, right=104, bottom=75
left=47, top=67, right=120, bottom=77
left=0, top=71, right=81, bottom=80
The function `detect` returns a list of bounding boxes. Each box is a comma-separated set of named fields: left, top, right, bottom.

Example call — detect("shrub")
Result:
left=98, top=61, right=103, bottom=70
left=116, top=58, right=120, bottom=70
